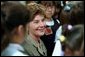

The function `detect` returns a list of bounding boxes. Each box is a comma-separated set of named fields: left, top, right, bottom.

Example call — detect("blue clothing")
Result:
left=1, top=43, right=28, bottom=56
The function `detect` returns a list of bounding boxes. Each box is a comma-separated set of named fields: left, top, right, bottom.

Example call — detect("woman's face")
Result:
left=27, top=14, right=46, bottom=37
left=45, top=6, right=55, bottom=19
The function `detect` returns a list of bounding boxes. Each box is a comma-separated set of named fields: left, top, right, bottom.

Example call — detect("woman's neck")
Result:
left=29, top=33, right=40, bottom=44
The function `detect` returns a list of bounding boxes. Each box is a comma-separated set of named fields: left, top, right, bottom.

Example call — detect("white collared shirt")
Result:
left=45, top=18, right=54, bottom=26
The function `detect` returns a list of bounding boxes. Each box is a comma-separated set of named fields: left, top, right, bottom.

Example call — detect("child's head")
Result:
left=40, top=1, right=56, bottom=19
left=64, top=25, right=84, bottom=56
left=1, top=2, right=30, bottom=51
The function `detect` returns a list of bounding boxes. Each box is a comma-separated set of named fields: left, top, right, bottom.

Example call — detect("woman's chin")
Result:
left=37, top=32, right=45, bottom=36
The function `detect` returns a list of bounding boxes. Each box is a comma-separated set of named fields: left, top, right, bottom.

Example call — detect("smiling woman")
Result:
left=28, top=14, right=45, bottom=37
left=21, top=3, right=47, bottom=56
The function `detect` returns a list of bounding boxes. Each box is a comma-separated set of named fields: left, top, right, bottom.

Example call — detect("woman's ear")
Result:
left=26, top=23, right=30, bottom=33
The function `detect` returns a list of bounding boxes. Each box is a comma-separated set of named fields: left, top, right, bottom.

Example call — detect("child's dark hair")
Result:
left=65, top=25, right=84, bottom=52
left=1, top=2, right=30, bottom=51
left=1, top=2, right=30, bottom=32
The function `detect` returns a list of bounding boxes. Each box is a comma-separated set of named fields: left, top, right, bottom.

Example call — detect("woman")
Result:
left=1, top=2, right=30, bottom=56
left=21, top=3, right=47, bottom=56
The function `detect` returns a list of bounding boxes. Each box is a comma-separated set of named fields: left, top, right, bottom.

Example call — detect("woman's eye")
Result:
left=42, top=18, right=45, bottom=22
left=34, top=21, right=39, bottom=23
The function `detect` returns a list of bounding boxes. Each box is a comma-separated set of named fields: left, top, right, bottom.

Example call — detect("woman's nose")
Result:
left=48, top=7, right=52, bottom=12
left=40, top=22, right=45, bottom=27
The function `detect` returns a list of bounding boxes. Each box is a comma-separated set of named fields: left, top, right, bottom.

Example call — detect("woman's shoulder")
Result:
left=1, top=43, right=28, bottom=56
left=1, top=49, right=28, bottom=56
